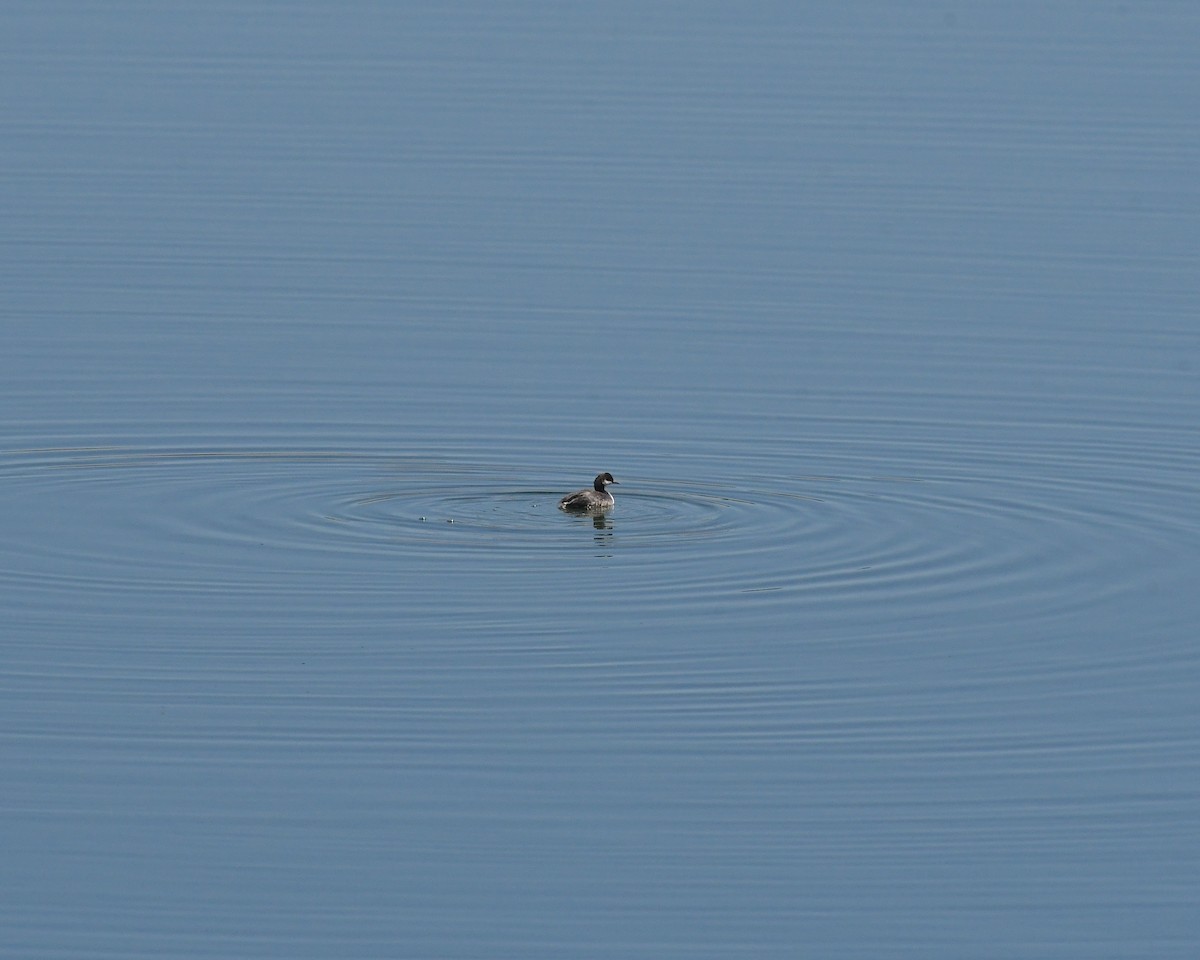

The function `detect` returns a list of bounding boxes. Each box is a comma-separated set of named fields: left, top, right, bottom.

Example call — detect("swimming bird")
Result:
left=558, top=472, right=619, bottom=512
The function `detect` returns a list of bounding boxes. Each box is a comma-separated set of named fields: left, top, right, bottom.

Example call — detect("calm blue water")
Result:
left=2, top=3, right=1198, bottom=958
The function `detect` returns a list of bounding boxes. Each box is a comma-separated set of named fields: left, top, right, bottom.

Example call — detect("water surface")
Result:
left=2, top=2, right=1198, bottom=958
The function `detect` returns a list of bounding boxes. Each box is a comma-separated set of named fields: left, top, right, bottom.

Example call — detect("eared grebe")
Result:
left=558, top=472, right=619, bottom=512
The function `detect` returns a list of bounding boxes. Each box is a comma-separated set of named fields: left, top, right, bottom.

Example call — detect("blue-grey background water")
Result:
left=3, top=2, right=1198, bottom=957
